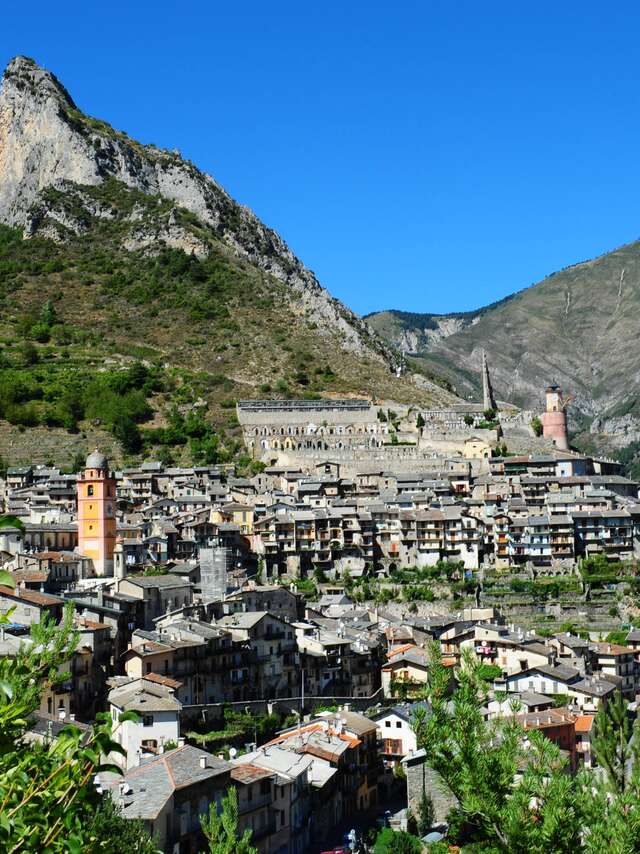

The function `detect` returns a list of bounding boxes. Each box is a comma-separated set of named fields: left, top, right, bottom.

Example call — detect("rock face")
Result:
left=0, top=55, right=396, bottom=364
left=366, top=309, right=478, bottom=355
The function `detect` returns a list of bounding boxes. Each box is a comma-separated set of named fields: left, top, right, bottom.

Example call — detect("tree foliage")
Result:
left=412, top=643, right=585, bottom=852
left=0, top=590, right=158, bottom=853
left=411, top=642, right=640, bottom=853
left=200, top=787, right=257, bottom=854
left=373, top=827, right=422, bottom=853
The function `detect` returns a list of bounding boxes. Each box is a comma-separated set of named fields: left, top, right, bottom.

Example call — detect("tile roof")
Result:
left=230, top=764, right=274, bottom=784
left=144, top=672, right=182, bottom=689
left=574, top=714, right=596, bottom=733
left=0, top=586, right=63, bottom=606
left=593, top=642, right=634, bottom=656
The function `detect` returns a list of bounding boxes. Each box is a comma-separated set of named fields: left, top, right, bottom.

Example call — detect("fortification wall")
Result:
left=237, top=399, right=376, bottom=427
left=270, top=446, right=458, bottom=475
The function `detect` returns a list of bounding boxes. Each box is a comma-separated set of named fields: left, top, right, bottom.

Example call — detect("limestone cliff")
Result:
left=0, top=56, right=403, bottom=367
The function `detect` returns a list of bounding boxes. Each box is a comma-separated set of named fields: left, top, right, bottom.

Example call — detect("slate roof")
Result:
left=109, top=680, right=182, bottom=713
left=124, top=575, right=192, bottom=589
left=101, top=746, right=231, bottom=820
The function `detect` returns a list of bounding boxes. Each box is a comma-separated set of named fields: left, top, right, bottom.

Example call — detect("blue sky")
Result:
left=3, top=1, right=640, bottom=315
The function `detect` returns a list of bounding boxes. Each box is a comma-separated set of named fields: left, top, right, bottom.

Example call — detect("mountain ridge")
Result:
left=367, top=236, right=640, bottom=451
left=0, top=55, right=456, bottom=466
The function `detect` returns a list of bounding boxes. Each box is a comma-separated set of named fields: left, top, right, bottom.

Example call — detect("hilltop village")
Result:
left=2, top=361, right=640, bottom=852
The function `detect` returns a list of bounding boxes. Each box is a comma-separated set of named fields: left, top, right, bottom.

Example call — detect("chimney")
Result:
left=199, top=756, right=208, bottom=769
left=177, top=737, right=185, bottom=748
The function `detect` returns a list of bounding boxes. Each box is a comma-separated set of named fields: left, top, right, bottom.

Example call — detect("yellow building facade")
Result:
left=77, top=450, right=116, bottom=576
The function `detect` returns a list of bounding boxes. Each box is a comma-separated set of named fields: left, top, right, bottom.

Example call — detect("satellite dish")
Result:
left=229, top=747, right=237, bottom=758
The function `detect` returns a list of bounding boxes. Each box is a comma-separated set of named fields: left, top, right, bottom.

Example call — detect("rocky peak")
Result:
left=2, top=55, right=76, bottom=108
left=0, top=56, right=418, bottom=371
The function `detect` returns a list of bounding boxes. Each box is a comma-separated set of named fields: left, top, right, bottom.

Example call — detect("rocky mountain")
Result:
left=0, top=55, right=394, bottom=359
left=368, top=242, right=640, bottom=450
left=364, top=309, right=478, bottom=354
left=0, top=56, right=455, bottom=465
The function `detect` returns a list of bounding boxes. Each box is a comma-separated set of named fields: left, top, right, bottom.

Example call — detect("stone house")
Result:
left=100, top=745, right=232, bottom=854
left=117, top=575, right=193, bottom=627
left=218, top=611, right=299, bottom=699
left=107, top=676, right=182, bottom=769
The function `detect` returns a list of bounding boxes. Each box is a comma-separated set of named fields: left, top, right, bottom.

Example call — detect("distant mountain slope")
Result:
left=0, top=56, right=456, bottom=465
left=364, top=309, right=479, bottom=354
left=369, top=241, right=640, bottom=446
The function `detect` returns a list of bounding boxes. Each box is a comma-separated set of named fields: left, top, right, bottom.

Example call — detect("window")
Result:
left=87, top=486, right=94, bottom=497
left=142, top=714, right=154, bottom=727
left=385, top=720, right=391, bottom=728
left=396, top=721, right=401, bottom=728
left=146, top=663, right=152, bottom=674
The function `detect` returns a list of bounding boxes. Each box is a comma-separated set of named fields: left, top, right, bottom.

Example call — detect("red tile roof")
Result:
left=0, top=585, right=62, bottom=606
left=145, top=672, right=182, bottom=690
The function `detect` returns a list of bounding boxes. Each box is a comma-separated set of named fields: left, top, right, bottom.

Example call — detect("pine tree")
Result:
left=591, top=691, right=640, bottom=795
left=200, top=787, right=257, bottom=854
left=417, top=788, right=434, bottom=836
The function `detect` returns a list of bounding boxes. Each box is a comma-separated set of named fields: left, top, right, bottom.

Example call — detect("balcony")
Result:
left=475, top=644, right=497, bottom=658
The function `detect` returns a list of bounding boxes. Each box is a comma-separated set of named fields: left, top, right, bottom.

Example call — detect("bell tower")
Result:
left=77, top=450, right=116, bottom=576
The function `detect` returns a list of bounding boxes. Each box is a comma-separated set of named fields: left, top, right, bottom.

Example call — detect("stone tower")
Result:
left=482, top=350, right=497, bottom=411
left=77, top=450, right=116, bottom=576
left=114, top=534, right=126, bottom=584
left=541, top=385, right=569, bottom=451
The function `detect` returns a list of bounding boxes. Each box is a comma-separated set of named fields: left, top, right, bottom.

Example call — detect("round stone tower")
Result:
left=541, top=385, right=569, bottom=451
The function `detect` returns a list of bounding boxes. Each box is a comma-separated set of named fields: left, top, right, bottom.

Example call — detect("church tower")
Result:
left=77, top=450, right=116, bottom=576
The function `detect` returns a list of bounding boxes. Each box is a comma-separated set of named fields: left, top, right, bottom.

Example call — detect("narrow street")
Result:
left=310, top=791, right=406, bottom=854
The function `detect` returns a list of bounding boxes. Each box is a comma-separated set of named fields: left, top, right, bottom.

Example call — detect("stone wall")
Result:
left=404, top=751, right=459, bottom=825
left=180, top=689, right=384, bottom=727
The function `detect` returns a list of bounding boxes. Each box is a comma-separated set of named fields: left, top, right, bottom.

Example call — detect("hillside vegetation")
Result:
left=0, top=180, right=447, bottom=468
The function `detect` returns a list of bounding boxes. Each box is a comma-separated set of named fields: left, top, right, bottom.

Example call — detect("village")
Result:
left=1, top=358, right=640, bottom=852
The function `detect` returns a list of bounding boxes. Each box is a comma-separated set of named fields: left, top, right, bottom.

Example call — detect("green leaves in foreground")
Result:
left=413, top=642, right=640, bottom=853
left=0, top=601, right=158, bottom=852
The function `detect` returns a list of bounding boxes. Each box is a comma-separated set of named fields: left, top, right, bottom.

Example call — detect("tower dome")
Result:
left=85, top=449, right=108, bottom=470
